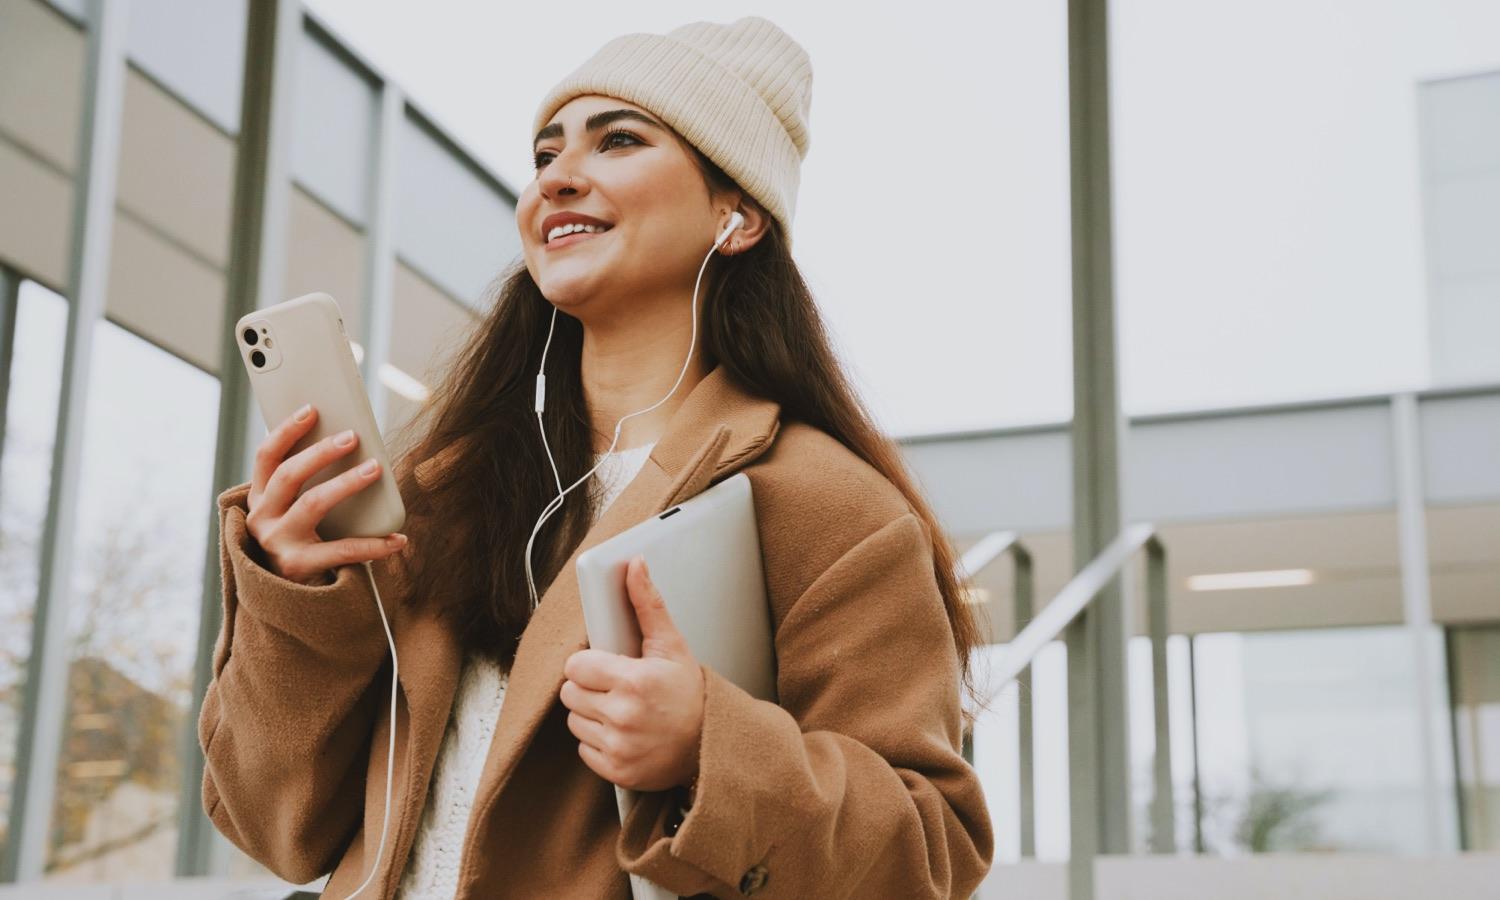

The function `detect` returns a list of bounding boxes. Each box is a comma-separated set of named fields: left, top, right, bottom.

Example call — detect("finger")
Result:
left=577, top=741, right=620, bottom=785
left=286, top=454, right=382, bottom=535
left=566, top=710, right=610, bottom=751
left=293, top=533, right=409, bottom=574
left=626, top=556, right=685, bottom=655
left=264, top=428, right=360, bottom=520
left=559, top=677, right=612, bottom=720
left=250, top=404, right=318, bottom=508
left=563, top=648, right=633, bottom=692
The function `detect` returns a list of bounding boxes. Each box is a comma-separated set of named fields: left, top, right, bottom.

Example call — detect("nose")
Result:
left=537, top=153, right=587, bottom=201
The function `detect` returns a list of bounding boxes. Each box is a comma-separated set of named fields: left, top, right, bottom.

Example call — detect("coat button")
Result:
left=738, top=864, right=769, bottom=895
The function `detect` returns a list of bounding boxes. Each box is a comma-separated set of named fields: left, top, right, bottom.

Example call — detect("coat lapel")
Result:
left=405, top=365, right=781, bottom=872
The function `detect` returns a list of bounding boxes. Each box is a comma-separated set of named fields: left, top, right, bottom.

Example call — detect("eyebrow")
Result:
left=533, top=109, right=665, bottom=151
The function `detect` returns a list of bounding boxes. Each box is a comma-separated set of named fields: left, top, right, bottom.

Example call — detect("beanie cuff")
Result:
left=533, top=31, right=803, bottom=237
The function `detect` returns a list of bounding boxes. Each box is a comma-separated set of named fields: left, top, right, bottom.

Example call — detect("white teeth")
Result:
left=546, top=222, right=610, bottom=242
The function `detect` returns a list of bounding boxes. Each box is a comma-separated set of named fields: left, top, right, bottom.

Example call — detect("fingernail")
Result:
left=295, top=403, right=312, bottom=422
left=336, top=429, right=355, bottom=446
left=359, top=459, right=378, bottom=476
left=388, top=534, right=407, bottom=547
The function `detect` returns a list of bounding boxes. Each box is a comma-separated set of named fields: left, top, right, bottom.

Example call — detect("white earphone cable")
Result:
left=339, top=214, right=741, bottom=898
left=338, top=561, right=399, bottom=900
left=523, top=212, right=742, bottom=610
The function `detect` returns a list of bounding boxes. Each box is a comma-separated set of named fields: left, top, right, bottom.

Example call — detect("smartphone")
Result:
left=234, top=292, right=406, bottom=541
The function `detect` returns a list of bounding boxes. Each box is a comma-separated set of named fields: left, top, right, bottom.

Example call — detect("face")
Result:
left=519, top=95, right=731, bottom=323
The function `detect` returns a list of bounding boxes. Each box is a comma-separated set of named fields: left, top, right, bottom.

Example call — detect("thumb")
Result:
left=626, top=555, right=688, bottom=659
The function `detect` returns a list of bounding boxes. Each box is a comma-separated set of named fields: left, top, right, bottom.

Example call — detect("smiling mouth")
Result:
left=545, top=229, right=610, bottom=250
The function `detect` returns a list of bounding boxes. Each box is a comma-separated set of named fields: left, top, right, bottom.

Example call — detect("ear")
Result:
left=717, top=196, right=772, bottom=255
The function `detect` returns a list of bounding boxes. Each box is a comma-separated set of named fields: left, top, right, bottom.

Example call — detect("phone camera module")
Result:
left=250, top=349, right=266, bottom=368
left=242, top=327, right=258, bottom=346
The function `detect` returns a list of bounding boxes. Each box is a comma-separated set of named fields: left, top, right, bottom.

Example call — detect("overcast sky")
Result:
left=302, top=0, right=1500, bottom=438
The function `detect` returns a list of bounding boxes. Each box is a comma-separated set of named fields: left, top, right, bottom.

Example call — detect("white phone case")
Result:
left=234, top=292, right=405, bottom=541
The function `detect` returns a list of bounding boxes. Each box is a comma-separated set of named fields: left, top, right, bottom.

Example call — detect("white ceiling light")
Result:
left=1187, top=568, right=1316, bottom=591
left=380, top=363, right=430, bottom=403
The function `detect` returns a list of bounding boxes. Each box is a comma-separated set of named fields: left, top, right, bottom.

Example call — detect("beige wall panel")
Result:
left=0, top=0, right=84, bottom=171
left=284, top=187, right=364, bottom=338
left=106, top=213, right=225, bottom=375
left=0, top=137, right=72, bottom=287
left=1430, top=504, right=1500, bottom=626
left=116, top=69, right=235, bottom=268
left=390, top=260, right=478, bottom=393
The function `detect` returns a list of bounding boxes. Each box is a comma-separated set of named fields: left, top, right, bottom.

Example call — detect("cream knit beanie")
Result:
left=532, top=16, right=813, bottom=246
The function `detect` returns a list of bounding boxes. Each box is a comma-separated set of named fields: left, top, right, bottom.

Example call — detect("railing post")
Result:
left=1146, top=536, right=1175, bottom=853
left=1013, top=545, right=1037, bottom=859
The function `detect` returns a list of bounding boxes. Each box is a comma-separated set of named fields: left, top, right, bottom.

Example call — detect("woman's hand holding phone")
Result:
left=245, top=403, right=408, bottom=586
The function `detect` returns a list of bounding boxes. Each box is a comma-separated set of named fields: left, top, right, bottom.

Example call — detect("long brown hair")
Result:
left=388, top=143, right=988, bottom=725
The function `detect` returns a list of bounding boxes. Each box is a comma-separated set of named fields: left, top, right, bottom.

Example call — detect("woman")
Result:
left=199, top=15, right=994, bottom=899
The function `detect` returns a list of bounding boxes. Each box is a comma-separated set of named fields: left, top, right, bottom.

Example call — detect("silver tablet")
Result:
left=575, top=471, right=776, bottom=704
left=576, top=472, right=775, bottom=900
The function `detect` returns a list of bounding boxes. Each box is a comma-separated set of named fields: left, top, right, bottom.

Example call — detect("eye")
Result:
left=600, top=128, right=641, bottom=149
left=532, top=129, right=643, bottom=171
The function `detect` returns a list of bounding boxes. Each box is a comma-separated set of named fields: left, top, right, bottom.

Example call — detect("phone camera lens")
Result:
left=250, top=349, right=266, bottom=367
left=242, top=327, right=258, bottom=346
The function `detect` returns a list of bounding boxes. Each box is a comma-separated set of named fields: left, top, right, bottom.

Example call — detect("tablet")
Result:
left=575, top=472, right=776, bottom=900
left=575, top=471, right=776, bottom=704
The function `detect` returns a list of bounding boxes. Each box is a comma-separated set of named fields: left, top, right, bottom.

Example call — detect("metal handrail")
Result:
left=955, top=530, right=1038, bottom=856
left=990, top=523, right=1156, bottom=688
left=957, top=523, right=1176, bottom=859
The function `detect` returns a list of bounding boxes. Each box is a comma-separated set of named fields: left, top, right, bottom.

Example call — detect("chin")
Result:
left=534, top=270, right=605, bottom=311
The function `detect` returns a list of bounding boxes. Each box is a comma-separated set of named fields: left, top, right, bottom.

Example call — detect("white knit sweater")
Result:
left=395, top=442, right=657, bottom=899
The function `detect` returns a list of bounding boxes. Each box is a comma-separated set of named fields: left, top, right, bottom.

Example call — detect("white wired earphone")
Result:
left=338, top=210, right=743, bottom=900
left=523, top=209, right=744, bottom=609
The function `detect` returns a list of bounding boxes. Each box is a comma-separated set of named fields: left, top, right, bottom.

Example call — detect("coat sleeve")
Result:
left=615, top=511, right=995, bottom=898
left=197, top=479, right=397, bottom=884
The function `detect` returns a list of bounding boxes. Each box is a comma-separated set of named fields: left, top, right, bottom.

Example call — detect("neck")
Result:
left=578, top=292, right=709, bottom=455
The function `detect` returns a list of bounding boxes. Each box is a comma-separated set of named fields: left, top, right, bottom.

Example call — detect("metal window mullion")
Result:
left=361, top=83, right=402, bottom=430
left=174, top=0, right=302, bottom=878
left=0, top=267, right=19, bottom=515
left=1187, top=634, right=1205, bottom=854
left=1391, top=392, right=1450, bottom=855
left=3, top=0, right=130, bottom=883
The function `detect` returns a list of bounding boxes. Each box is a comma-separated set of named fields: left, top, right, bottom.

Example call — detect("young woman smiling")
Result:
left=200, top=15, right=994, bottom=899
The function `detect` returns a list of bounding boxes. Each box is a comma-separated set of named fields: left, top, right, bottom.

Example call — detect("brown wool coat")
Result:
left=198, top=364, right=994, bottom=898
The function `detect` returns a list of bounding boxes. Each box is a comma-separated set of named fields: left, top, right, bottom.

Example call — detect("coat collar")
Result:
left=392, top=364, right=780, bottom=883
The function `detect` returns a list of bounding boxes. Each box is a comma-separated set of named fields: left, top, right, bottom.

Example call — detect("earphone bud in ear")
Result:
left=715, top=211, right=745, bottom=249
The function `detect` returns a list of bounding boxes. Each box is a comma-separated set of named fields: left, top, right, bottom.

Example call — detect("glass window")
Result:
left=1418, top=71, right=1500, bottom=386
left=1451, top=625, right=1500, bottom=851
left=971, top=640, right=1071, bottom=863
left=115, top=66, right=236, bottom=270
left=382, top=261, right=478, bottom=450
left=291, top=28, right=377, bottom=227
left=1192, top=626, right=1459, bottom=855
left=284, top=186, right=366, bottom=343
left=396, top=113, right=517, bottom=305
left=125, top=0, right=247, bottom=136
left=1127, top=633, right=1198, bottom=854
left=40, top=318, right=220, bottom=880
left=0, top=279, right=69, bottom=860
left=0, top=0, right=86, bottom=173
left=0, top=0, right=85, bottom=289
